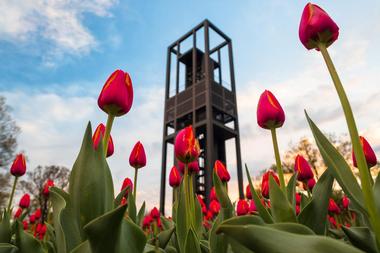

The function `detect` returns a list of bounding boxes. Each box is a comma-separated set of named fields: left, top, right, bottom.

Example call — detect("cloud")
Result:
left=0, top=0, right=118, bottom=66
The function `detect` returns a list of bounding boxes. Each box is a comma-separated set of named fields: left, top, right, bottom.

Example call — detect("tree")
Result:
left=0, top=96, right=20, bottom=208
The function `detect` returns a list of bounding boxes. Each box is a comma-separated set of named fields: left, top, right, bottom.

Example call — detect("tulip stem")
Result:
left=103, top=114, right=115, bottom=157
left=270, top=128, right=287, bottom=198
left=318, top=42, right=380, bottom=247
left=7, top=176, right=18, bottom=213
left=133, top=168, right=138, bottom=203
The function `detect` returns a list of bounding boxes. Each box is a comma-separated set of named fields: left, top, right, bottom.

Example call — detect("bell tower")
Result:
left=159, top=19, right=244, bottom=214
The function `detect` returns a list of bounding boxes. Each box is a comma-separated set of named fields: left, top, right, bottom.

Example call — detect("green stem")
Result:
left=189, top=173, right=195, bottom=225
left=270, top=128, right=287, bottom=198
left=319, top=42, right=380, bottom=247
left=184, top=165, right=191, bottom=228
left=7, top=176, right=18, bottom=213
left=103, top=114, right=115, bottom=157
left=133, top=168, right=138, bottom=203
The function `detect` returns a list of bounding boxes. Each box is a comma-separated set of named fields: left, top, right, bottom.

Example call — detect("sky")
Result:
left=0, top=0, right=380, bottom=211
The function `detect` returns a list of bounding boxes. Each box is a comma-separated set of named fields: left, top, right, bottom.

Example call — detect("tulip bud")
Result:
left=328, top=198, right=341, bottom=214
left=92, top=123, right=114, bottom=157
left=143, top=215, right=153, bottom=229
left=299, top=3, right=339, bottom=50
left=98, top=69, right=134, bottom=117
left=14, top=207, right=22, bottom=219
left=178, top=160, right=200, bottom=174
left=328, top=215, right=337, bottom=228
left=257, top=90, right=285, bottom=129
left=150, top=207, right=160, bottom=220
left=10, top=154, right=26, bottom=177
left=296, top=205, right=301, bottom=215
left=294, top=155, right=314, bottom=181
left=210, top=187, right=218, bottom=201
left=34, top=208, right=41, bottom=219
left=169, top=166, right=181, bottom=188
left=236, top=199, right=249, bottom=216
left=214, top=160, right=230, bottom=182
left=35, top=223, right=47, bottom=240
left=249, top=200, right=257, bottom=213
left=174, top=126, right=200, bottom=164
left=307, top=178, right=316, bottom=191
left=352, top=136, right=377, bottom=168
left=261, top=170, right=280, bottom=199
left=19, top=194, right=30, bottom=209
left=42, top=179, right=54, bottom=197
left=206, top=210, right=214, bottom=220
left=209, top=200, right=221, bottom=215
left=29, top=214, right=36, bottom=224
left=246, top=184, right=252, bottom=199
left=295, top=193, right=302, bottom=205
left=129, top=141, right=146, bottom=169
left=23, top=220, right=28, bottom=230
left=342, top=195, right=350, bottom=209
left=121, top=178, right=133, bottom=197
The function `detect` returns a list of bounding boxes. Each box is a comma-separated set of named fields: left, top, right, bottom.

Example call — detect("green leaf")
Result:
left=213, top=170, right=233, bottom=210
left=143, top=244, right=165, bottom=253
left=286, top=173, right=297, bottom=208
left=50, top=187, right=82, bottom=253
left=194, top=192, right=203, bottom=237
left=184, top=228, right=201, bottom=253
left=0, top=243, right=18, bottom=253
left=0, top=211, right=11, bottom=243
left=217, top=224, right=364, bottom=253
left=305, top=112, right=366, bottom=214
left=199, top=240, right=210, bottom=253
left=164, top=245, right=177, bottom=253
left=127, top=190, right=137, bottom=223
left=70, top=241, right=91, bottom=253
left=114, top=186, right=128, bottom=208
left=219, top=215, right=265, bottom=227
left=374, top=174, right=380, bottom=216
left=298, top=169, right=334, bottom=235
left=69, top=122, right=114, bottom=229
left=83, top=204, right=127, bottom=253
left=209, top=213, right=228, bottom=253
left=15, top=221, right=45, bottom=253
left=269, top=176, right=296, bottom=222
left=175, top=181, right=188, bottom=253
left=342, top=226, right=379, bottom=253
left=245, top=165, right=273, bottom=224
left=117, top=218, right=147, bottom=253
left=152, top=227, right=175, bottom=249
left=137, top=202, right=146, bottom=227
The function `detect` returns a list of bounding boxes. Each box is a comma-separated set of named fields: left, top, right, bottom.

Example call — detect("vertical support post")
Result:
left=217, top=49, right=222, bottom=86
left=228, top=41, right=244, bottom=199
left=176, top=42, right=180, bottom=95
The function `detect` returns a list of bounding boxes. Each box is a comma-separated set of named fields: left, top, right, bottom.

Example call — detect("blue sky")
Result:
left=1, top=0, right=380, bottom=211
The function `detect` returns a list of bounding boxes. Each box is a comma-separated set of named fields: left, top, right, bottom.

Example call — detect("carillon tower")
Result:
left=159, top=19, right=244, bottom=214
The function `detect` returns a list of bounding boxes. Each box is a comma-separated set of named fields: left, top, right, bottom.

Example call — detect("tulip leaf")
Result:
left=137, top=202, right=146, bottom=227
left=269, top=176, right=297, bottom=222
left=149, top=227, right=175, bottom=249
left=342, top=226, right=378, bottom=253
left=70, top=241, right=91, bottom=253
left=83, top=204, right=127, bottom=253
left=69, top=122, right=114, bottom=229
left=0, top=211, right=11, bottom=243
left=245, top=165, right=273, bottom=224
left=184, top=228, right=201, bottom=253
left=199, top=240, right=209, bottom=253
left=127, top=190, right=137, bottom=223
left=217, top=224, right=364, bottom=253
left=305, top=112, right=366, bottom=214
left=175, top=181, right=188, bottom=253
left=0, top=243, right=18, bottom=253
left=213, top=169, right=233, bottom=210
left=143, top=244, right=165, bottom=253
left=50, top=187, right=82, bottom=253
left=298, top=169, right=334, bottom=235
left=209, top=213, right=228, bottom=253
left=286, top=173, right=297, bottom=208
left=194, top=193, right=203, bottom=237
left=117, top=218, right=147, bottom=253
left=374, top=174, right=380, bottom=216
left=114, top=186, right=128, bottom=208
left=15, top=221, right=45, bottom=253
left=219, top=214, right=265, bottom=227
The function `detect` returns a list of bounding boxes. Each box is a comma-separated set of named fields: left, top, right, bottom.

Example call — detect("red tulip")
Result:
left=352, top=136, right=377, bottom=168
left=143, top=215, right=153, bottom=229
left=257, top=90, right=285, bottom=129
left=120, top=197, right=127, bottom=206
left=150, top=207, right=160, bottom=220
left=295, top=193, right=302, bottom=205
left=206, top=210, right=214, bottom=220
left=296, top=205, right=301, bottom=215
left=214, top=160, right=230, bottom=182
left=328, top=198, right=341, bottom=214
left=209, top=200, right=220, bottom=214
left=23, top=220, right=28, bottom=230
left=42, top=179, right=54, bottom=197
left=249, top=200, right=257, bottom=213
left=307, top=178, right=316, bottom=191
left=29, top=214, right=36, bottom=224
left=14, top=207, right=22, bottom=219
left=236, top=199, right=249, bottom=216
left=10, top=154, right=26, bottom=177
left=299, top=3, right=339, bottom=50
left=19, top=194, right=30, bottom=209
left=34, top=208, right=41, bottom=219
left=294, top=155, right=314, bottom=181
left=169, top=166, right=181, bottom=188
left=178, top=160, right=200, bottom=174
left=129, top=141, right=146, bottom=169
left=174, top=126, right=200, bottom=164
left=342, top=195, right=350, bottom=209
left=246, top=184, right=252, bottom=199
left=92, top=123, right=114, bottom=157
left=35, top=223, right=47, bottom=240
left=210, top=187, right=218, bottom=201
left=261, top=170, right=280, bottom=199
left=121, top=178, right=133, bottom=196
left=197, top=195, right=205, bottom=208
left=98, top=69, right=133, bottom=117
left=328, top=215, right=337, bottom=228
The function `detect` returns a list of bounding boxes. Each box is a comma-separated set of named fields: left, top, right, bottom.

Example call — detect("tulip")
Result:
left=352, top=136, right=377, bottom=168
left=299, top=3, right=339, bottom=50
left=14, top=207, right=22, bottom=219
left=249, top=200, right=257, bottom=213
left=209, top=200, right=221, bottom=214
left=296, top=205, right=301, bottom=215
left=257, top=90, right=285, bottom=130
left=328, top=215, right=337, bottom=228
left=210, top=187, right=217, bottom=201
left=342, top=195, right=350, bottom=209
left=98, top=69, right=133, bottom=117
left=328, top=198, right=341, bottom=214
left=205, top=210, right=214, bottom=221
left=34, top=208, right=41, bottom=220
left=169, top=166, right=181, bottom=188
left=42, top=179, right=54, bottom=197
left=246, top=184, right=252, bottom=199
left=92, top=123, right=114, bottom=157
left=120, top=197, right=127, bottom=206
left=19, top=194, right=30, bottom=209
left=150, top=207, right=160, bottom=220
left=23, top=220, right=28, bottom=230
left=35, top=223, right=47, bottom=240
left=305, top=178, right=316, bottom=192
left=236, top=199, right=249, bottom=216
left=29, top=214, right=36, bottom=224
left=129, top=141, right=146, bottom=169
left=174, top=126, right=200, bottom=164
left=178, top=160, right=200, bottom=174
left=294, top=155, right=314, bottom=181
left=121, top=177, right=133, bottom=198
left=295, top=193, right=302, bottom=205
left=265, top=200, right=271, bottom=209
left=8, top=154, right=27, bottom=212
left=261, top=170, right=280, bottom=199
left=214, top=160, right=230, bottom=182
left=197, top=195, right=205, bottom=207
left=143, top=215, right=153, bottom=229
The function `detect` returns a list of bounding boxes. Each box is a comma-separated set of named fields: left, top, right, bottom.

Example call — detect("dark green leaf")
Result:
left=0, top=211, right=11, bottom=243
left=269, top=176, right=296, bottom=222
left=127, top=190, right=137, bottom=223
left=175, top=181, right=188, bottom=253
left=117, top=218, right=147, bottom=253
left=287, top=173, right=297, bottom=208
left=342, top=226, right=378, bottom=253
left=15, top=221, right=45, bottom=253
left=184, top=228, right=201, bottom=253
left=114, top=186, right=128, bottom=208
left=156, top=227, right=175, bottom=249
left=137, top=202, right=146, bottom=227
left=70, top=241, right=91, bottom=253
left=0, top=243, right=18, bottom=253
left=209, top=213, right=228, bottom=253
